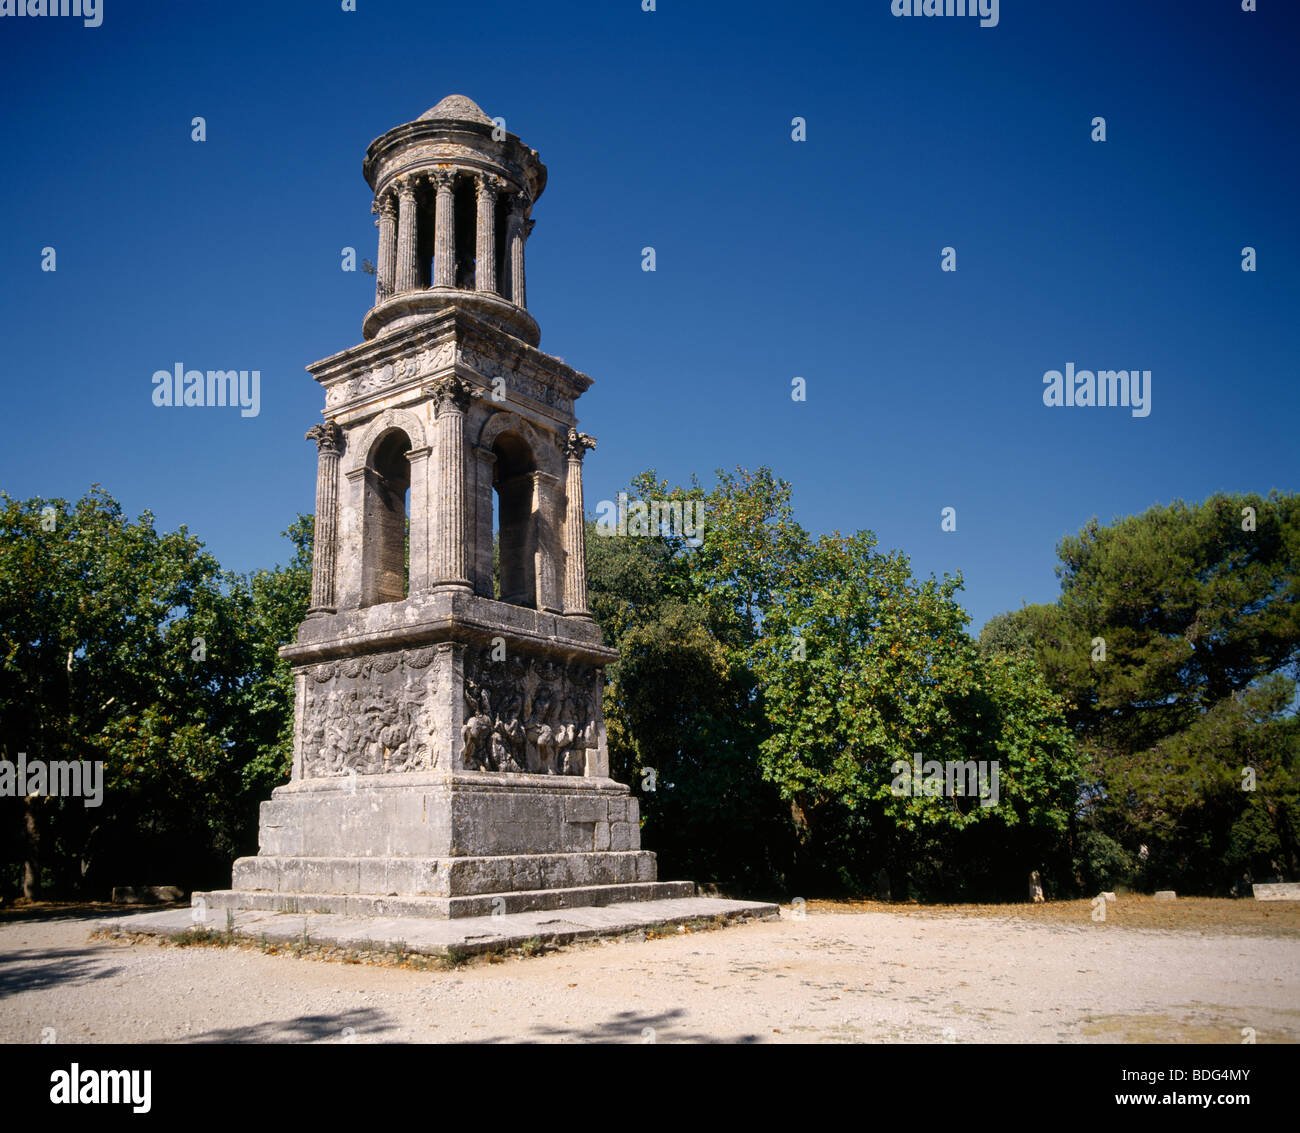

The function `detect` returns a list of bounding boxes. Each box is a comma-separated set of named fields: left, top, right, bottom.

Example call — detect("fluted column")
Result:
left=506, top=189, right=531, bottom=307
left=475, top=174, right=499, bottom=294
left=305, top=420, right=343, bottom=613
left=562, top=428, right=596, bottom=617
left=433, top=170, right=456, bottom=289
left=374, top=193, right=396, bottom=303
left=395, top=179, right=418, bottom=294
left=427, top=376, right=473, bottom=588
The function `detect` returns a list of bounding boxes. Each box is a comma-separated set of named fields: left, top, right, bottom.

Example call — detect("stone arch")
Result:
left=344, top=408, right=430, bottom=607
left=359, top=427, right=412, bottom=607
left=475, top=411, right=562, bottom=478
left=474, top=411, right=563, bottom=610
left=343, top=406, right=429, bottom=477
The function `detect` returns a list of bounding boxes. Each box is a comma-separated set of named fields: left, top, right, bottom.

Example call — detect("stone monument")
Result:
left=196, top=96, right=696, bottom=920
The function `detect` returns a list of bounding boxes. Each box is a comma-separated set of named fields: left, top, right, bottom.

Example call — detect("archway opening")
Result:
left=492, top=431, right=536, bottom=607
left=453, top=178, right=478, bottom=289
left=361, top=428, right=411, bottom=607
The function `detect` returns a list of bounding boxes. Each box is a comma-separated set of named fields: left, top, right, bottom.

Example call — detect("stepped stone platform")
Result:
left=197, top=879, right=696, bottom=919
left=96, top=896, right=780, bottom=960
left=192, top=772, right=708, bottom=921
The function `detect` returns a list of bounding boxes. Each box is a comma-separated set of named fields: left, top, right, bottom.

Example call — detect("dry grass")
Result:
left=803, top=895, right=1300, bottom=937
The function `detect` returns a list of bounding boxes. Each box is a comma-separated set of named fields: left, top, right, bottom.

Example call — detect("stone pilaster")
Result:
left=471, top=445, right=497, bottom=597
left=406, top=445, right=432, bottom=594
left=395, top=178, right=418, bottom=294
left=426, top=375, right=473, bottom=588
left=506, top=189, right=531, bottom=307
left=374, top=193, right=396, bottom=303
left=475, top=174, right=499, bottom=295
left=533, top=470, right=563, bottom=614
left=305, top=420, right=344, bottom=613
left=562, top=428, right=596, bottom=617
left=433, top=170, right=456, bottom=289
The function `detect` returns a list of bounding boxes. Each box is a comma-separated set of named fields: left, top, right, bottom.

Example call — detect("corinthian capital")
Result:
left=425, top=375, right=474, bottom=416
left=510, top=187, right=532, bottom=216
left=563, top=427, right=596, bottom=462
left=306, top=419, right=344, bottom=455
left=431, top=168, right=457, bottom=191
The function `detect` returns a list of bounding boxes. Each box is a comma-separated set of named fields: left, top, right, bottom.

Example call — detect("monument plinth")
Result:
left=195, top=95, right=707, bottom=923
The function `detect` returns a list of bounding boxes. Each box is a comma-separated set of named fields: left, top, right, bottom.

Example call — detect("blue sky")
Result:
left=1, top=0, right=1296, bottom=632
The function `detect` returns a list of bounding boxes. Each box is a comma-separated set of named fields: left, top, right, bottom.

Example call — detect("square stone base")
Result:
left=196, top=771, right=693, bottom=920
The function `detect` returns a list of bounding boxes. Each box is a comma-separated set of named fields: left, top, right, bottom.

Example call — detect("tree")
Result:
left=753, top=530, right=1078, bottom=898
left=587, top=469, right=802, bottom=892
left=0, top=488, right=311, bottom=897
left=986, top=492, right=1300, bottom=891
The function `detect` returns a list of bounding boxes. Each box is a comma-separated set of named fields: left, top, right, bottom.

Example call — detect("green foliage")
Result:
left=10, top=476, right=1288, bottom=904
left=0, top=488, right=310, bottom=897
left=992, top=492, right=1300, bottom=892
left=590, top=468, right=1080, bottom=899
left=587, top=469, right=794, bottom=893
left=1074, top=829, right=1135, bottom=893
left=752, top=530, right=1079, bottom=897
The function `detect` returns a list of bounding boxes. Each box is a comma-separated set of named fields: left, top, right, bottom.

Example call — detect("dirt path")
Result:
left=2, top=904, right=1297, bottom=1043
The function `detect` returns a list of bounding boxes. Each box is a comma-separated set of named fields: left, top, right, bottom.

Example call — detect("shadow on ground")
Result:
left=475, top=1007, right=762, bottom=1044
left=0, top=946, right=123, bottom=999
left=0, top=902, right=187, bottom=925
left=188, top=1006, right=396, bottom=1044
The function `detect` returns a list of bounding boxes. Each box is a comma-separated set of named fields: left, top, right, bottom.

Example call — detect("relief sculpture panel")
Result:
left=461, top=645, right=601, bottom=775
left=297, top=646, right=440, bottom=777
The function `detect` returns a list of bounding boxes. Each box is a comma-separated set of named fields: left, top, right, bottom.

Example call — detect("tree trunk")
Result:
left=22, top=795, right=41, bottom=900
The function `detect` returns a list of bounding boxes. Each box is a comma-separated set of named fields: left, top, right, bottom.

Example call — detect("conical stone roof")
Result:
left=418, top=94, right=493, bottom=126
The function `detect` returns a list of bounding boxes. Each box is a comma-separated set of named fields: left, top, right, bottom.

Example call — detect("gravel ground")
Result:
left=2, top=904, right=1297, bottom=1044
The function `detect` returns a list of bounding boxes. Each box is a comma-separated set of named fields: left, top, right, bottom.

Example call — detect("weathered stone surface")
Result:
left=231, top=851, right=655, bottom=898
left=1253, top=883, right=1300, bottom=901
left=193, top=881, right=698, bottom=920
left=97, top=896, right=781, bottom=959
left=1154, top=890, right=1177, bottom=900
left=195, top=98, right=721, bottom=935
left=110, top=886, right=184, bottom=905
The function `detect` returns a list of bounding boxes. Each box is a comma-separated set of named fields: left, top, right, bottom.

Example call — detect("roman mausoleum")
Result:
left=195, top=95, right=694, bottom=919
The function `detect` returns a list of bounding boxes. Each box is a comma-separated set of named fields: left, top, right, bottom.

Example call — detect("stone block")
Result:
left=564, top=796, right=608, bottom=824
left=358, top=858, right=394, bottom=895
left=1154, top=890, right=1177, bottom=900
left=232, top=858, right=275, bottom=892
left=110, top=885, right=184, bottom=905
left=1253, top=883, right=1300, bottom=901
left=610, top=822, right=636, bottom=851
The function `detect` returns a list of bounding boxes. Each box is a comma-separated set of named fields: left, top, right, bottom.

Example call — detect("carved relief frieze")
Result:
left=298, top=646, right=440, bottom=777
left=324, top=341, right=456, bottom=410
left=461, top=645, right=601, bottom=776
left=457, top=343, right=571, bottom=414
